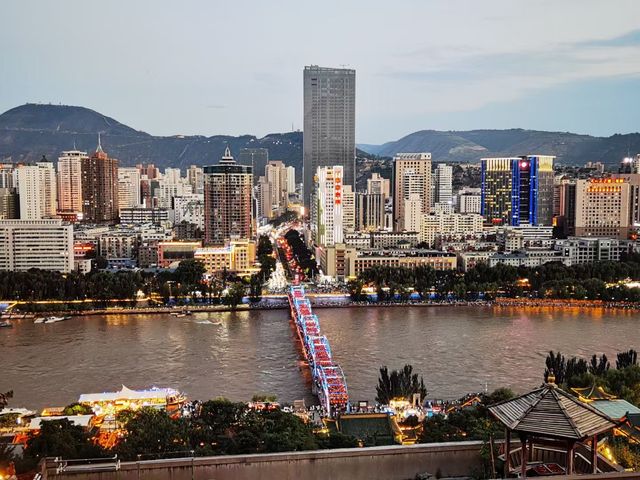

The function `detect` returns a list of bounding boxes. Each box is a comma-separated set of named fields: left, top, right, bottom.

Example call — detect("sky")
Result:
left=2, top=0, right=640, bottom=144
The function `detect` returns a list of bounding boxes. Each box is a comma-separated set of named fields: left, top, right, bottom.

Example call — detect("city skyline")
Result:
left=2, top=1, right=640, bottom=144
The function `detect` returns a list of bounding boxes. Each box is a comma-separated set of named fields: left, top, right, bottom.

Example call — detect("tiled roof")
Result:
left=489, top=384, right=618, bottom=440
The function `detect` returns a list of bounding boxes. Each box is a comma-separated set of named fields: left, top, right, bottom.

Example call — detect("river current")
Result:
left=1, top=306, right=637, bottom=409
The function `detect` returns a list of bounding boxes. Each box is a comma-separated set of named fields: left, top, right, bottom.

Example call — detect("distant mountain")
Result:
left=2, top=104, right=639, bottom=176
left=0, top=104, right=303, bottom=180
left=358, top=129, right=640, bottom=165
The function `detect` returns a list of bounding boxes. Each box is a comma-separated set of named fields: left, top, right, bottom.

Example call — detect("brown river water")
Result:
left=1, top=306, right=637, bottom=409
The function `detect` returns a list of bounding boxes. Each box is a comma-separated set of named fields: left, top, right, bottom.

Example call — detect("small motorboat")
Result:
left=0, top=320, right=12, bottom=328
left=35, top=316, right=70, bottom=324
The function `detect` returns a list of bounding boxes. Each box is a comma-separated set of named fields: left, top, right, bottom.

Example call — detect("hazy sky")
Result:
left=2, top=0, right=640, bottom=143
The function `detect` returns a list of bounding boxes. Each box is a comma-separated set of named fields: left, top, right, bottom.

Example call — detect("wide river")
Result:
left=1, top=306, right=637, bottom=409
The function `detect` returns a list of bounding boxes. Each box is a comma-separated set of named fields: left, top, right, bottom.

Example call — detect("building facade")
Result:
left=481, top=155, right=554, bottom=226
left=58, top=150, right=86, bottom=215
left=393, top=153, right=432, bottom=231
left=81, top=139, right=119, bottom=223
left=303, top=65, right=356, bottom=206
left=203, top=147, right=253, bottom=245
left=574, top=178, right=631, bottom=239
left=0, top=219, right=73, bottom=272
left=312, top=165, right=344, bottom=247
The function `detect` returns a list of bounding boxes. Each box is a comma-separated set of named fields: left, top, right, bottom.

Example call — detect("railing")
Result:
left=47, top=455, right=121, bottom=474
left=288, top=285, right=348, bottom=415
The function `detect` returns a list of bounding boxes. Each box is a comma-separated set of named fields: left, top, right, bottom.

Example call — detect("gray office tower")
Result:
left=303, top=65, right=356, bottom=207
left=238, top=148, right=269, bottom=185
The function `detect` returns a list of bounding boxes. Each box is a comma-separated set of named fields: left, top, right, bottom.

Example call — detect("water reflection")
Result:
left=0, top=306, right=636, bottom=409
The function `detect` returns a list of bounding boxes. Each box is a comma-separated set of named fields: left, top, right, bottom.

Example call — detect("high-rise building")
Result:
left=303, top=65, right=355, bottom=206
left=0, top=219, right=73, bottom=272
left=434, top=164, right=453, bottom=205
left=480, top=155, right=555, bottom=226
left=286, top=166, right=296, bottom=195
left=265, top=160, right=288, bottom=213
left=118, top=167, right=142, bottom=210
left=403, top=194, right=423, bottom=232
left=187, top=165, right=204, bottom=194
left=0, top=189, right=18, bottom=219
left=57, top=150, right=87, bottom=215
left=239, top=148, right=269, bottom=185
left=392, top=153, right=432, bottom=231
left=173, top=194, right=204, bottom=230
left=203, top=147, right=253, bottom=245
left=81, top=137, right=119, bottom=223
left=37, top=160, right=57, bottom=218
left=312, top=165, right=344, bottom=247
left=355, top=192, right=385, bottom=231
left=575, top=178, right=631, bottom=239
left=15, top=161, right=57, bottom=220
left=256, top=176, right=274, bottom=219
left=342, top=184, right=356, bottom=233
left=367, top=173, right=390, bottom=198
left=0, top=164, right=16, bottom=190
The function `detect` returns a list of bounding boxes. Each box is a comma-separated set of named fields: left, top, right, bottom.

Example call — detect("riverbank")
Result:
left=4, top=296, right=640, bottom=319
left=493, top=297, right=640, bottom=310
left=4, top=299, right=491, bottom=318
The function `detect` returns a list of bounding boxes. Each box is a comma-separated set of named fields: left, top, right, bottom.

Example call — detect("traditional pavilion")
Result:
left=489, top=377, right=620, bottom=477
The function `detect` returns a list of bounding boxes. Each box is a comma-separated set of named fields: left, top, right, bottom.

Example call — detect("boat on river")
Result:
left=34, top=316, right=70, bottom=324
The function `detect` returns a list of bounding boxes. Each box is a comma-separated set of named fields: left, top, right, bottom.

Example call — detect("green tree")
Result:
left=589, top=354, right=610, bottom=376
left=223, top=282, right=246, bottom=308
left=115, top=408, right=189, bottom=460
left=25, top=419, right=104, bottom=461
left=375, top=364, right=428, bottom=404
left=62, top=402, right=94, bottom=416
left=617, top=349, right=638, bottom=369
left=174, top=259, right=206, bottom=287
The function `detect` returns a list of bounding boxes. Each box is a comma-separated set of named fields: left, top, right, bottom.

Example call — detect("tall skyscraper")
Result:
left=15, top=161, right=57, bottom=220
left=239, top=148, right=269, bottom=185
left=256, top=176, right=274, bottom=219
left=303, top=65, right=355, bottom=207
left=265, top=160, right=288, bottom=213
left=203, top=147, right=253, bottom=245
left=187, top=165, right=204, bottom=194
left=57, top=150, right=87, bottom=215
left=434, top=164, right=453, bottom=205
left=118, top=167, right=142, bottom=210
left=286, top=166, right=296, bottom=195
left=311, top=166, right=344, bottom=247
left=480, top=155, right=555, bottom=226
left=81, top=136, right=119, bottom=223
left=392, top=153, right=432, bottom=231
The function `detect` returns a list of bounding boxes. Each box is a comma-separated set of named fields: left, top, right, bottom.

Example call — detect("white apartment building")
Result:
left=434, top=164, right=453, bottom=205
left=118, top=167, right=142, bottom=210
left=0, top=219, right=73, bottom=272
left=419, top=212, right=484, bottom=247
left=173, top=194, right=204, bottom=229
left=312, top=166, right=344, bottom=247
left=15, top=163, right=56, bottom=220
left=403, top=194, right=423, bottom=232
left=286, top=166, right=296, bottom=195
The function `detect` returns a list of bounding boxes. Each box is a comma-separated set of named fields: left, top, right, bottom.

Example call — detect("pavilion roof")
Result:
left=489, top=384, right=619, bottom=440
left=571, top=385, right=617, bottom=401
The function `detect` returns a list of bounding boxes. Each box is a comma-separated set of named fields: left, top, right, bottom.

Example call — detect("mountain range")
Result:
left=1, top=104, right=639, bottom=178
left=358, top=129, right=640, bottom=165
